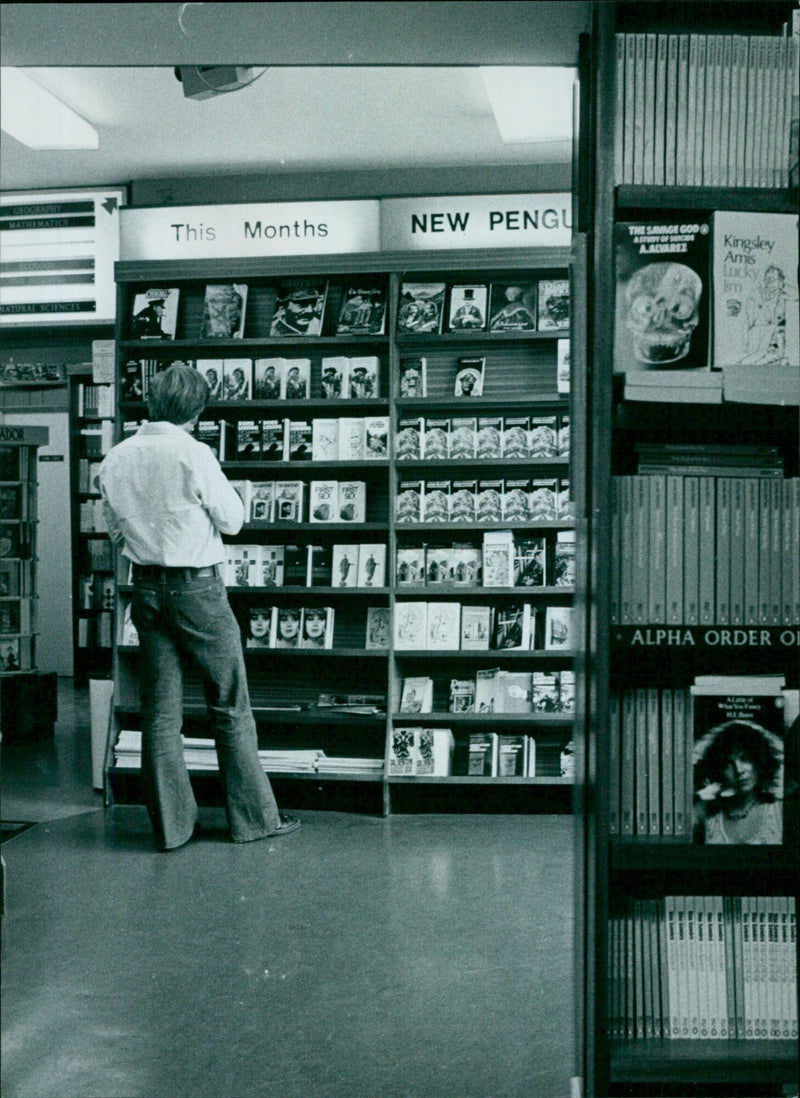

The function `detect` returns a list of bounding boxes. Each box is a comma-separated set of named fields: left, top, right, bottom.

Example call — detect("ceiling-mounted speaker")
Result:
left=175, top=66, right=255, bottom=101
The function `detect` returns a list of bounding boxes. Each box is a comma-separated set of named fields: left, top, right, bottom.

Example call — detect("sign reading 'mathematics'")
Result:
left=380, top=193, right=572, bottom=251
left=119, top=194, right=573, bottom=262
left=120, top=201, right=382, bottom=261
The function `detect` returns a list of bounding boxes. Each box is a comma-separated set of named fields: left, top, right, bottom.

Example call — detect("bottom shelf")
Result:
left=610, top=1038, right=798, bottom=1091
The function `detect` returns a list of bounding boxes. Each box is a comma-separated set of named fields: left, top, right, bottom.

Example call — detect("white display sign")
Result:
left=120, top=201, right=381, bottom=261
left=380, top=193, right=572, bottom=251
left=0, top=188, right=125, bottom=325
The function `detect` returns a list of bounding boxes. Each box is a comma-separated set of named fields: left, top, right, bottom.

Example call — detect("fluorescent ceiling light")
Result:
left=0, top=68, right=99, bottom=149
left=481, top=67, right=575, bottom=144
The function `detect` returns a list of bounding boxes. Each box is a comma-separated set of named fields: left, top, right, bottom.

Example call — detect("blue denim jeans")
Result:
left=131, top=571, right=281, bottom=849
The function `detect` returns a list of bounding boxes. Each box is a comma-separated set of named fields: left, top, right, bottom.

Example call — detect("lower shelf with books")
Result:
left=609, top=1038, right=798, bottom=1091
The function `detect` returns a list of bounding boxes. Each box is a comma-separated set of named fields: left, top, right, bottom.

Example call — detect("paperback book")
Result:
left=270, top=281, right=328, bottom=337
left=320, top=356, right=349, bottom=399
left=399, top=357, right=427, bottom=398
left=400, top=676, right=434, bottom=714
left=614, top=219, right=711, bottom=374
left=488, top=283, right=537, bottom=331
left=394, top=601, right=427, bottom=650
left=336, top=283, right=387, bottom=335
left=365, top=607, right=391, bottom=650
left=356, top=544, right=386, bottom=587
left=253, top=358, right=283, bottom=399
left=222, top=359, right=252, bottom=400
left=200, top=283, right=247, bottom=338
left=331, top=543, right=359, bottom=587
left=299, top=606, right=334, bottom=649
left=347, top=356, right=380, bottom=399
left=130, top=287, right=180, bottom=340
left=281, top=359, right=311, bottom=400
left=397, top=282, right=445, bottom=334
left=454, top=356, right=485, bottom=397
left=537, top=278, right=570, bottom=332
left=448, top=285, right=487, bottom=331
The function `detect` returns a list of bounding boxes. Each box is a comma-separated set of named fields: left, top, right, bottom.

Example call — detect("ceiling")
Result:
left=0, top=3, right=589, bottom=194
left=0, top=66, right=575, bottom=192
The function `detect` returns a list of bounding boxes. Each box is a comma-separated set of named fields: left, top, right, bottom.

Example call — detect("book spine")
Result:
left=742, top=896, right=755, bottom=1038
left=666, top=476, right=684, bottom=624
left=696, top=896, right=710, bottom=1039
left=734, top=35, right=750, bottom=187
left=609, top=693, right=621, bottom=835
left=715, top=477, right=731, bottom=624
left=686, top=35, right=699, bottom=185
left=660, top=688, right=674, bottom=836
left=701, top=36, right=717, bottom=185
left=759, top=39, right=775, bottom=190
left=729, top=478, right=745, bottom=625
left=665, top=897, right=680, bottom=1038
left=638, top=898, right=652, bottom=1038
left=710, top=35, right=725, bottom=187
left=744, top=37, right=761, bottom=188
left=610, top=477, right=621, bottom=623
left=698, top=476, right=715, bottom=625
left=744, top=477, right=760, bottom=625
left=683, top=476, right=699, bottom=625
left=620, top=477, right=634, bottom=624
left=672, top=688, right=688, bottom=837
left=615, top=33, right=626, bottom=182
left=625, top=904, right=636, bottom=1039
left=768, top=897, right=781, bottom=1038
left=727, top=36, right=742, bottom=187
left=654, top=33, right=668, bottom=185
left=769, top=478, right=782, bottom=625
left=646, top=687, right=661, bottom=835
left=781, top=478, right=793, bottom=624
left=676, top=897, right=690, bottom=1037
left=730, top=895, right=746, bottom=1038
left=675, top=34, right=690, bottom=185
left=642, top=34, right=657, bottom=185
left=632, top=475, right=650, bottom=623
left=664, top=34, right=678, bottom=186
left=624, top=34, right=637, bottom=184
left=634, top=688, right=649, bottom=835
left=766, top=38, right=780, bottom=189
left=793, top=480, right=800, bottom=623
left=712, top=896, right=729, bottom=1038
left=775, top=36, right=789, bottom=189
left=621, top=689, right=635, bottom=835
left=633, top=34, right=647, bottom=184
left=686, top=896, right=701, bottom=1039
left=718, top=33, right=733, bottom=187
left=648, top=474, right=666, bottom=621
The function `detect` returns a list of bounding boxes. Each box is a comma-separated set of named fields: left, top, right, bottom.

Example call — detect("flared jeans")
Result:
left=131, top=570, right=280, bottom=849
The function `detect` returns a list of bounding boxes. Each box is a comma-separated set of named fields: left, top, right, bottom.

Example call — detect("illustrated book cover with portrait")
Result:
left=336, top=283, right=387, bottom=336
left=397, top=282, right=445, bottom=335
left=270, top=280, right=328, bottom=337
left=691, top=674, right=786, bottom=845
left=614, top=220, right=711, bottom=374
left=536, top=279, right=570, bottom=332
left=130, top=287, right=180, bottom=340
left=453, top=356, right=485, bottom=397
left=488, top=283, right=537, bottom=331
left=447, top=284, right=487, bottom=332
left=399, top=356, right=427, bottom=398
left=199, top=284, right=247, bottom=339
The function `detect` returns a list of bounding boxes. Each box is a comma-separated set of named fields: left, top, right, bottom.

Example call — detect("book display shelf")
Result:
left=69, top=371, right=115, bottom=687
left=585, top=3, right=799, bottom=1096
left=106, top=250, right=577, bottom=817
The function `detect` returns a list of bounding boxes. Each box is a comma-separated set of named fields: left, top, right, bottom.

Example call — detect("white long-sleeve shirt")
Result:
left=97, top=421, right=244, bottom=566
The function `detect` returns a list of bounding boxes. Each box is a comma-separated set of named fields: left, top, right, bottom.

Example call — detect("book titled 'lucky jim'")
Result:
left=614, top=220, right=710, bottom=375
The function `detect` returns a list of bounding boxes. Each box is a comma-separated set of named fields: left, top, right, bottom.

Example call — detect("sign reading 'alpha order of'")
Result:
left=119, top=193, right=572, bottom=262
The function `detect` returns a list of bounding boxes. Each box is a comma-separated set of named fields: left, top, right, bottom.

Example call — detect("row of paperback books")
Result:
left=611, top=474, right=799, bottom=626
left=130, top=280, right=387, bottom=341
left=226, top=479, right=367, bottom=526
left=609, top=676, right=795, bottom=843
left=206, top=416, right=389, bottom=463
left=0, top=561, right=28, bottom=598
left=217, top=541, right=386, bottom=588
left=121, top=354, right=381, bottom=402
left=397, top=531, right=574, bottom=589
left=387, top=727, right=455, bottom=776
left=394, top=600, right=574, bottom=653
left=608, top=895, right=798, bottom=1042
left=114, top=731, right=383, bottom=777
left=614, top=30, right=798, bottom=188
left=78, top=499, right=108, bottom=534
left=400, top=668, right=575, bottom=715
left=76, top=381, right=114, bottom=419
left=397, top=279, right=570, bottom=335
left=0, top=599, right=31, bottom=635
left=396, top=411, right=569, bottom=461
left=614, top=213, right=799, bottom=380
left=396, top=478, right=573, bottom=526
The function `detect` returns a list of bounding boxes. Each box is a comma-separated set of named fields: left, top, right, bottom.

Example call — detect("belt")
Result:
left=132, top=564, right=219, bottom=582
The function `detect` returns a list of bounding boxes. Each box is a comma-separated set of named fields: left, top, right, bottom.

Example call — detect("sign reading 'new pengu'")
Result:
left=119, top=193, right=572, bottom=262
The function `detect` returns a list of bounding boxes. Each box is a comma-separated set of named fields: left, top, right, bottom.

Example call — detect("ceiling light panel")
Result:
left=0, top=68, right=99, bottom=149
left=481, top=66, right=575, bottom=144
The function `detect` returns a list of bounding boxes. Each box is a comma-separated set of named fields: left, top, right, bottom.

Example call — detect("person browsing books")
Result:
left=692, top=719, right=783, bottom=845
left=97, top=363, right=299, bottom=850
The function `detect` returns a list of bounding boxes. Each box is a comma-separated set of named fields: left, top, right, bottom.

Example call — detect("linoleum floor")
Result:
left=1, top=681, right=579, bottom=1098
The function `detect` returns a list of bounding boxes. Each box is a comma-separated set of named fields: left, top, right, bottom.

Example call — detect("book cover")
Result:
left=554, top=531, right=576, bottom=587
left=234, top=421, right=261, bottom=462
left=423, top=480, right=450, bottom=524
left=338, top=481, right=366, bottom=523
left=396, top=417, right=423, bottom=462
left=537, top=278, right=570, bottom=332
left=320, top=356, right=349, bottom=399
left=450, top=479, right=477, bottom=524
left=468, top=732, right=499, bottom=776
left=305, top=543, right=332, bottom=587
left=426, top=601, right=460, bottom=650
left=557, top=338, right=571, bottom=394
left=449, top=678, right=475, bottom=713
left=711, top=212, right=799, bottom=374
left=515, top=537, right=546, bottom=587
left=449, top=417, right=476, bottom=460
left=395, top=480, right=423, bottom=524
left=221, top=358, right=252, bottom=401
left=395, top=546, right=425, bottom=586
left=120, top=359, right=145, bottom=400
left=364, top=416, right=389, bottom=460
left=691, top=677, right=786, bottom=845
left=394, top=601, right=427, bottom=650
left=330, top=543, right=358, bottom=588
left=300, top=606, right=334, bottom=649
left=336, top=283, right=387, bottom=336
left=529, top=415, right=558, bottom=458
left=475, top=669, right=501, bottom=714
left=416, top=728, right=454, bottom=777
left=120, top=602, right=140, bottom=647
left=257, top=545, right=284, bottom=586
left=200, top=284, right=247, bottom=339
left=309, top=480, right=338, bottom=524
left=388, top=728, right=416, bottom=776
left=424, top=418, right=449, bottom=460
left=454, top=356, right=485, bottom=398
left=493, top=602, right=531, bottom=651
left=356, top=544, right=386, bottom=588
left=272, top=606, right=302, bottom=648
left=498, top=734, right=528, bottom=776
left=452, top=546, right=482, bottom=587
left=347, top=356, right=380, bottom=399
left=245, top=604, right=274, bottom=649
left=503, top=479, right=531, bottom=523
left=488, top=283, right=537, bottom=331
left=195, top=419, right=222, bottom=458
left=337, top=417, right=365, bottom=461
left=557, top=479, right=574, bottom=521
left=614, top=219, right=711, bottom=374
left=253, top=358, right=283, bottom=399
left=425, top=546, right=452, bottom=585
left=400, top=676, right=433, bottom=714
left=460, top=605, right=492, bottom=650
left=447, top=284, right=487, bottom=332
left=273, top=480, right=304, bottom=523
left=130, top=287, right=180, bottom=340
left=311, top=417, right=339, bottom=462
left=281, top=359, right=311, bottom=400
left=544, top=605, right=574, bottom=650
left=397, top=282, right=445, bottom=334
left=476, top=416, right=503, bottom=459
left=270, top=280, right=327, bottom=336
left=482, top=530, right=515, bottom=587
left=530, top=478, right=558, bottom=521
left=257, top=419, right=283, bottom=462
left=399, top=356, right=427, bottom=398
left=287, top=420, right=312, bottom=462
left=500, top=671, right=533, bottom=715
left=503, top=416, right=530, bottom=460
left=476, top=479, right=503, bottom=523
